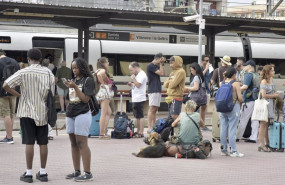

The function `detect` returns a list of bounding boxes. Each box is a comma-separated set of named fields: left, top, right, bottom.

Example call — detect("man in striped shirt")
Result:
left=3, top=48, right=55, bottom=183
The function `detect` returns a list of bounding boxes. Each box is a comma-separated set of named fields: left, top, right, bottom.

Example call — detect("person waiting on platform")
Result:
left=64, top=57, right=95, bottom=181
left=219, top=67, right=244, bottom=157
left=96, top=57, right=112, bottom=140
left=128, top=62, right=147, bottom=138
left=165, top=100, right=206, bottom=159
left=163, top=56, right=186, bottom=121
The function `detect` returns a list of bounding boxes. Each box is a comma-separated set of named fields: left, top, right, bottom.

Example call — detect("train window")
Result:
left=0, top=36, right=11, bottom=43
left=32, top=37, right=64, bottom=49
left=103, top=53, right=194, bottom=76
left=4, top=50, right=28, bottom=63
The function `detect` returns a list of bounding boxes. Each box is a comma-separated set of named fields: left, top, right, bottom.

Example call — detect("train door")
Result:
left=239, top=33, right=252, bottom=61
left=32, top=37, right=65, bottom=68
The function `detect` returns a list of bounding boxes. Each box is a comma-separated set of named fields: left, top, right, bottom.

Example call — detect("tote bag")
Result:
left=252, top=93, right=269, bottom=122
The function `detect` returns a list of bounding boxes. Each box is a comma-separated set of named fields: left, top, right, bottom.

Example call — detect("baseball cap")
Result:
left=243, top=60, right=256, bottom=67
left=167, top=56, right=175, bottom=61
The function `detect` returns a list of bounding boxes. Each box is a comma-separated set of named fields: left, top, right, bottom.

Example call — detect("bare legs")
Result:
left=59, top=96, right=69, bottom=111
left=3, top=116, right=13, bottom=139
left=25, top=144, right=47, bottom=169
left=69, top=134, right=91, bottom=172
left=147, top=106, right=158, bottom=133
left=137, top=118, right=145, bottom=135
left=200, top=105, right=207, bottom=128
left=99, top=99, right=112, bottom=136
left=259, top=121, right=269, bottom=147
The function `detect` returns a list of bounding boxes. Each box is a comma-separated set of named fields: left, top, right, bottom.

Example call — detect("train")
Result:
left=1, top=24, right=285, bottom=81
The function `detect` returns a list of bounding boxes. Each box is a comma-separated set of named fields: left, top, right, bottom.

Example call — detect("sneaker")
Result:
left=58, top=111, right=66, bottom=114
left=36, top=171, right=48, bottom=182
left=230, top=152, right=244, bottom=158
left=66, top=170, right=81, bottom=179
left=201, top=126, right=210, bottom=131
left=220, top=151, right=230, bottom=156
left=0, top=136, right=14, bottom=144
left=74, top=172, right=93, bottom=182
left=20, top=172, right=33, bottom=183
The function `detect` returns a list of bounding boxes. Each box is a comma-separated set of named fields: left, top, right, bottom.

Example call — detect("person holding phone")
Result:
left=146, top=53, right=165, bottom=133
left=55, top=60, right=72, bottom=114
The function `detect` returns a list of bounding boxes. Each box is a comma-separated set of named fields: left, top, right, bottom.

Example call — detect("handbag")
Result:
left=187, top=76, right=207, bottom=106
left=251, top=93, right=269, bottom=122
left=210, top=68, right=220, bottom=98
left=46, top=73, right=57, bottom=127
left=84, top=77, right=100, bottom=116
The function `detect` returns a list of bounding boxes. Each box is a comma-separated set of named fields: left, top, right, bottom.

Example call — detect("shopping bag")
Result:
left=251, top=93, right=269, bottom=122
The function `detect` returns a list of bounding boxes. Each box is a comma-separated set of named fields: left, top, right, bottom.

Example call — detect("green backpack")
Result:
left=245, top=72, right=260, bottom=100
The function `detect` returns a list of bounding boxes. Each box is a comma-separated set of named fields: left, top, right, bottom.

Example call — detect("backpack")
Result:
left=245, top=72, right=260, bottom=100
left=151, top=117, right=173, bottom=133
left=113, top=118, right=134, bottom=139
left=215, top=80, right=236, bottom=113
left=0, top=59, right=17, bottom=97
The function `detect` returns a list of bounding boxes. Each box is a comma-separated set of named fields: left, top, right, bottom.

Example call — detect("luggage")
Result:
left=89, top=109, right=101, bottom=137
left=114, top=92, right=128, bottom=124
left=111, top=92, right=134, bottom=139
left=269, top=122, right=285, bottom=152
left=151, top=117, right=174, bottom=142
left=212, top=109, right=220, bottom=142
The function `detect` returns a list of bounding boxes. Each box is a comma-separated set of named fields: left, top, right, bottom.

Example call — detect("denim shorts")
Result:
left=169, top=99, right=183, bottom=116
left=66, top=111, right=92, bottom=136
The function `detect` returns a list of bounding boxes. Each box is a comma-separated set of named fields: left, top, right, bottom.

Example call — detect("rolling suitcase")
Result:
left=114, top=92, right=128, bottom=123
left=212, top=109, right=220, bottom=142
left=269, top=122, right=285, bottom=152
left=88, top=109, right=101, bottom=137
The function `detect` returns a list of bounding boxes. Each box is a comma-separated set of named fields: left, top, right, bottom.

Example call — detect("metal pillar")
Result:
left=198, top=0, right=203, bottom=64
left=83, top=26, right=89, bottom=63
left=78, top=27, right=83, bottom=58
left=269, top=0, right=283, bottom=16
left=77, top=22, right=90, bottom=63
left=206, top=32, right=216, bottom=67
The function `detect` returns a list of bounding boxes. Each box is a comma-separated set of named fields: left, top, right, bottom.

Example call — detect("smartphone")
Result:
left=61, top=78, right=67, bottom=82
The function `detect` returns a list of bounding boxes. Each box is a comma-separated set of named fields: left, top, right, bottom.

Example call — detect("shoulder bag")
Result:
left=186, top=76, right=207, bottom=106
left=251, top=92, right=269, bottom=122
left=47, top=72, right=57, bottom=127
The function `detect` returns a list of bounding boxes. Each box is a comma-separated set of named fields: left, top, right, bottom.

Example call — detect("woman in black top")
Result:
left=64, top=57, right=95, bottom=182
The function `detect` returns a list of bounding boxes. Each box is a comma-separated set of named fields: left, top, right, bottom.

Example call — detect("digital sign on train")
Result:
left=0, top=36, right=11, bottom=43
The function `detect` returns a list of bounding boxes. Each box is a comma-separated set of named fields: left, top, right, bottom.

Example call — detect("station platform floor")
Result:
left=0, top=123, right=284, bottom=185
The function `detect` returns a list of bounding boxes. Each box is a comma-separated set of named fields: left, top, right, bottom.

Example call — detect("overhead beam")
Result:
left=269, top=0, right=283, bottom=16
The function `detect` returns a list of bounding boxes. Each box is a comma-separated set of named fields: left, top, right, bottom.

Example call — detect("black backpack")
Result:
left=0, top=59, right=17, bottom=97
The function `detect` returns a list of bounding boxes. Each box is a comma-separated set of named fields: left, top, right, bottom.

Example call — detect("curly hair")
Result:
left=260, top=64, right=273, bottom=83
left=185, top=100, right=197, bottom=112
left=97, top=57, right=110, bottom=77
left=73, top=57, right=92, bottom=78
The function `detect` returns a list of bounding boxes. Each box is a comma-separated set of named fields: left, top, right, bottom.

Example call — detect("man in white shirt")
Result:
left=128, top=62, right=147, bottom=138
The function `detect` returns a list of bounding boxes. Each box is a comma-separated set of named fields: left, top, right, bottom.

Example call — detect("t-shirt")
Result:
left=242, top=73, right=254, bottom=103
left=55, top=66, right=72, bottom=89
left=211, top=66, right=228, bottom=87
left=178, top=112, right=200, bottom=145
left=190, top=75, right=203, bottom=88
left=66, top=77, right=95, bottom=117
left=147, top=63, right=161, bottom=93
left=132, top=70, right=147, bottom=103
left=0, top=56, right=20, bottom=95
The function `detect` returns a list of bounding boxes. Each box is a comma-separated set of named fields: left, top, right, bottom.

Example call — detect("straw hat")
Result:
left=220, top=55, right=232, bottom=66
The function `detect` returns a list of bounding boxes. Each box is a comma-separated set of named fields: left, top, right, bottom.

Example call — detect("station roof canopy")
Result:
left=1, top=1, right=285, bottom=36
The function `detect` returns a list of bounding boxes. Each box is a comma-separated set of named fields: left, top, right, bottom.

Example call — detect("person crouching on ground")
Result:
left=219, top=67, right=244, bottom=157
left=128, top=62, right=147, bottom=138
left=163, top=56, right=186, bottom=121
left=165, top=100, right=206, bottom=159
left=64, top=57, right=95, bottom=182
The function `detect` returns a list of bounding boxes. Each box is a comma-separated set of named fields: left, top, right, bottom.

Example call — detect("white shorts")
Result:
left=148, top=93, right=161, bottom=107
